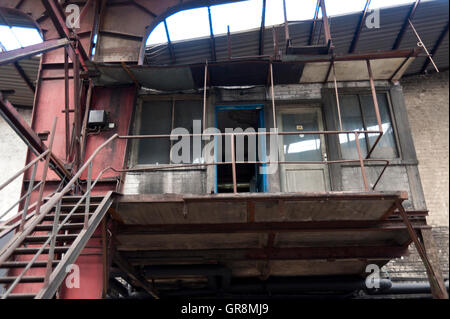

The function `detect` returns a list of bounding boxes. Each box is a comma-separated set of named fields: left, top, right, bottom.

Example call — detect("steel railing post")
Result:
left=43, top=199, right=62, bottom=287
left=84, top=162, right=92, bottom=229
left=354, top=132, right=369, bottom=191
left=35, top=117, right=58, bottom=215
left=19, top=162, right=38, bottom=232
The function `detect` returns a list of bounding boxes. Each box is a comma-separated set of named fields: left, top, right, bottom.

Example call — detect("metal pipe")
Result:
left=332, top=61, right=343, bottom=131
left=409, top=19, right=439, bottom=72
left=231, top=134, right=237, bottom=194
left=354, top=132, right=369, bottom=191
left=35, top=117, right=58, bottom=215
left=0, top=149, right=49, bottom=192
left=84, top=162, right=92, bottom=229
left=64, top=48, right=70, bottom=159
left=203, top=61, right=208, bottom=131
left=43, top=199, right=62, bottom=287
left=19, top=163, right=38, bottom=231
left=366, top=59, right=384, bottom=159
left=0, top=180, right=42, bottom=222
left=270, top=63, right=277, bottom=130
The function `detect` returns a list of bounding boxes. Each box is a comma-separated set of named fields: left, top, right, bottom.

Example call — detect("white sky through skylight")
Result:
left=147, top=0, right=421, bottom=45
left=0, top=0, right=426, bottom=51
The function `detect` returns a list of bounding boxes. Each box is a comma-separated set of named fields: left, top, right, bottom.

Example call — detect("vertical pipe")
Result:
left=332, top=61, right=343, bottom=131
left=354, top=132, right=369, bottom=191
left=73, top=51, right=81, bottom=169
left=43, top=199, right=62, bottom=287
left=35, top=117, right=58, bottom=215
left=231, top=134, right=237, bottom=194
left=366, top=60, right=382, bottom=132
left=270, top=63, right=277, bottom=130
left=320, top=0, right=332, bottom=45
left=203, top=61, right=208, bottom=132
left=64, top=48, right=70, bottom=160
left=366, top=60, right=383, bottom=159
left=19, top=162, right=38, bottom=231
left=84, top=161, right=92, bottom=229
left=283, top=0, right=290, bottom=48
left=227, top=26, right=231, bottom=59
left=272, top=26, right=279, bottom=59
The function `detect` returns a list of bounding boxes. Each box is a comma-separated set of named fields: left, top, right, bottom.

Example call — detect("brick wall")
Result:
left=386, top=71, right=449, bottom=280
left=401, top=71, right=449, bottom=227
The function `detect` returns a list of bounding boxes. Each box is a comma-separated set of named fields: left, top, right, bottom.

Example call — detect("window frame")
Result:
left=128, top=95, right=204, bottom=169
left=335, top=89, right=402, bottom=161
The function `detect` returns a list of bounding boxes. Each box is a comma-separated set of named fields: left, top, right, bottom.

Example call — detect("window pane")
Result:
left=282, top=111, right=322, bottom=162
left=339, top=95, right=368, bottom=159
left=360, top=94, right=398, bottom=158
left=137, top=101, right=172, bottom=165
left=174, top=100, right=203, bottom=163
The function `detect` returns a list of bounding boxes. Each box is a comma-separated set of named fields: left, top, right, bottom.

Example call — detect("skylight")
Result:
left=0, top=25, right=42, bottom=51
left=146, top=0, right=420, bottom=46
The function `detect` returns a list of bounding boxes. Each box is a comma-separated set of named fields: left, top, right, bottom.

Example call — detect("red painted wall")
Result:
left=14, top=82, right=136, bottom=298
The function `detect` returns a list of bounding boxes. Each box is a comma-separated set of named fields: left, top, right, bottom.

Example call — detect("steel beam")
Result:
left=349, top=0, right=371, bottom=53
left=421, top=21, right=449, bottom=73
left=0, top=93, right=70, bottom=180
left=40, top=0, right=89, bottom=69
left=258, top=0, right=267, bottom=56
left=0, top=38, right=70, bottom=66
left=392, top=0, right=420, bottom=50
left=163, top=19, right=176, bottom=64
left=207, top=6, right=216, bottom=61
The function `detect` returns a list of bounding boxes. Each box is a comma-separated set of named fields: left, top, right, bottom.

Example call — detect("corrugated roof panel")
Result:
left=0, top=56, right=39, bottom=107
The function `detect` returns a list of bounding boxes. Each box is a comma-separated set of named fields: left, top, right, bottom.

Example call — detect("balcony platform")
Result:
left=111, top=191, right=428, bottom=278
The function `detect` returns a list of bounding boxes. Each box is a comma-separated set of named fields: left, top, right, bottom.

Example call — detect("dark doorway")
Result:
left=215, top=105, right=267, bottom=193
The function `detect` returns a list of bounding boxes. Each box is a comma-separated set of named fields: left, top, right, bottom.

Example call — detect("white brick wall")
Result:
left=401, top=71, right=449, bottom=227
left=0, top=108, right=32, bottom=221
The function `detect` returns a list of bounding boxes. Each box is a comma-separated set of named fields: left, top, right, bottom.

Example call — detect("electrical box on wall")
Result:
left=88, top=110, right=107, bottom=128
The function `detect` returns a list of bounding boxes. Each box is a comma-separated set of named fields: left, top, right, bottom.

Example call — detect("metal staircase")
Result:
left=0, top=117, right=118, bottom=299
left=0, top=192, right=113, bottom=299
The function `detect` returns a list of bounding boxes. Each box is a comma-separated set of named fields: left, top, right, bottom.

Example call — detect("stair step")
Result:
left=0, top=276, right=44, bottom=284
left=24, top=234, right=78, bottom=243
left=34, top=223, right=84, bottom=231
left=0, top=293, right=36, bottom=299
left=0, top=260, right=60, bottom=268
left=43, top=213, right=93, bottom=221
left=13, top=246, right=70, bottom=255
left=59, top=203, right=100, bottom=211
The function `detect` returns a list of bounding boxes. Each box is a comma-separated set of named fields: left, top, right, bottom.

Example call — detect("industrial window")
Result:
left=135, top=99, right=203, bottom=165
left=338, top=93, right=398, bottom=160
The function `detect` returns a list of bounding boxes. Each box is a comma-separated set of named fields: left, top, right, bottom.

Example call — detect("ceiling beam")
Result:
left=13, top=62, right=35, bottom=93
left=258, top=0, right=267, bottom=56
left=348, top=0, right=371, bottom=53
left=207, top=6, right=216, bottom=61
left=163, top=19, right=176, bottom=64
left=0, top=38, right=70, bottom=66
left=392, top=0, right=420, bottom=50
left=308, top=0, right=320, bottom=46
left=40, top=0, right=89, bottom=69
left=421, top=21, right=449, bottom=74
left=113, top=253, right=159, bottom=299
left=0, top=93, right=71, bottom=180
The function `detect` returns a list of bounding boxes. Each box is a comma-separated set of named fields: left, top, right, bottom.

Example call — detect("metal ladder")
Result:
left=0, top=192, right=113, bottom=299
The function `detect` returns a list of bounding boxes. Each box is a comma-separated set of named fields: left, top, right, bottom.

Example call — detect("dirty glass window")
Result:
left=339, top=93, right=398, bottom=160
left=136, top=100, right=203, bottom=165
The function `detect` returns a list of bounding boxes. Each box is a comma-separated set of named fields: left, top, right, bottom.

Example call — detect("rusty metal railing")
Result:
left=117, top=130, right=390, bottom=193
